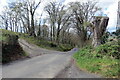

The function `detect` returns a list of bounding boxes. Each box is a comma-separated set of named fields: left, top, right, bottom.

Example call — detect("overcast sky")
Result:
left=0, top=0, right=118, bottom=32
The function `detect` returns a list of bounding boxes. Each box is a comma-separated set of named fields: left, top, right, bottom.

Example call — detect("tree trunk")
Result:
left=37, top=25, right=41, bottom=37
left=20, top=26, right=22, bottom=33
left=50, top=25, right=53, bottom=41
left=5, top=20, right=8, bottom=30
left=56, top=24, right=60, bottom=44
left=10, top=19, right=12, bottom=31
left=53, top=24, right=55, bottom=41
left=92, top=16, right=109, bottom=47
left=27, top=10, right=30, bottom=34
left=12, top=22, right=15, bottom=32
left=30, top=14, right=36, bottom=37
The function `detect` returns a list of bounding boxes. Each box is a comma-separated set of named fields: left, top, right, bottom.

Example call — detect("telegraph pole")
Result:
left=117, top=1, right=120, bottom=30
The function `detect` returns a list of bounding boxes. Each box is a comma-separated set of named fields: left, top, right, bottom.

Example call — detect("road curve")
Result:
left=2, top=39, right=75, bottom=78
left=2, top=39, right=101, bottom=78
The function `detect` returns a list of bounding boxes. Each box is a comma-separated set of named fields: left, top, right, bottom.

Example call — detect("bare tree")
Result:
left=45, top=2, right=71, bottom=43
left=27, top=0, right=41, bottom=36
left=44, top=2, right=57, bottom=41
left=56, top=6, right=71, bottom=43
left=68, top=1, right=100, bottom=47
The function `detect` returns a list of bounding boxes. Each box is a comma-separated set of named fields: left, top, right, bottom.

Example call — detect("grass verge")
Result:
left=73, top=41, right=120, bottom=78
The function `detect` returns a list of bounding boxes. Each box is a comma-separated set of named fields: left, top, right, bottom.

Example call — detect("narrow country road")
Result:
left=2, top=52, right=72, bottom=78
left=2, top=39, right=101, bottom=78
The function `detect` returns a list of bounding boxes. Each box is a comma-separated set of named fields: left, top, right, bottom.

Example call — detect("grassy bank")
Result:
left=19, top=32, right=73, bottom=52
left=73, top=41, right=120, bottom=78
left=1, top=29, right=73, bottom=52
left=1, top=29, right=27, bottom=63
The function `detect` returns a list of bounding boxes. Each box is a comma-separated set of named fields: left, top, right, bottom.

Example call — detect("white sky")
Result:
left=0, top=0, right=118, bottom=32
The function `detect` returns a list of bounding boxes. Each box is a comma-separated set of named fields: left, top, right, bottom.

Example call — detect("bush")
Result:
left=74, top=41, right=120, bottom=60
left=50, top=42, right=57, bottom=47
left=59, top=44, right=73, bottom=51
left=95, top=41, right=120, bottom=59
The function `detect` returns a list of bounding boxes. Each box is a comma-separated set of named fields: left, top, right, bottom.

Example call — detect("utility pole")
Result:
left=117, top=1, right=120, bottom=30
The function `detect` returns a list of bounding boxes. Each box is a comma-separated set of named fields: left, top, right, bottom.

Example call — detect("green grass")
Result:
left=21, top=36, right=73, bottom=51
left=0, top=35, right=6, bottom=41
left=19, top=33, right=73, bottom=51
left=0, top=29, right=19, bottom=42
left=1, top=29, right=19, bottom=35
left=73, top=42, right=120, bottom=78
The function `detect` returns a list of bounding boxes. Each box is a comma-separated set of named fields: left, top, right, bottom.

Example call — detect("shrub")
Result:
left=58, top=44, right=73, bottom=51
left=95, top=41, right=120, bottom=59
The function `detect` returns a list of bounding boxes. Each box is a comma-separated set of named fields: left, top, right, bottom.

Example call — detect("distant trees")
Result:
left=68, top=1, right=101, bottom=47
left=0, top=0, right=110, bottom=48
left=41, top=25, right=49, bottom=39
left=0, top=0, right=41, bottom=36
left=9, top=1, right=23, bottom=32
left=44, top=2, right=71, bottom=43
left=0, top=7, right=8, bottom=30
left=44, top=2, right=57, bottom=41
